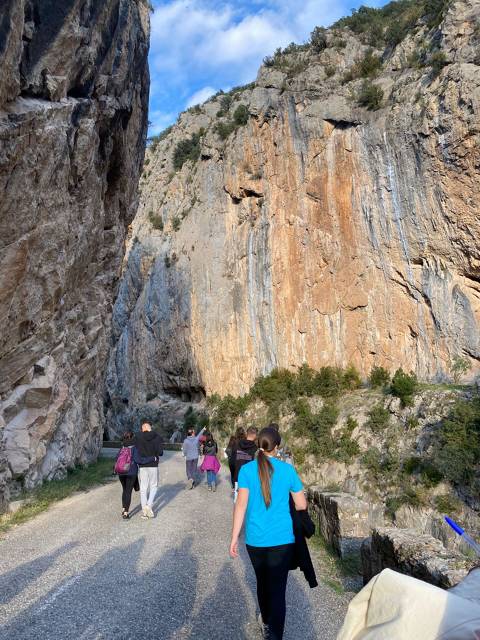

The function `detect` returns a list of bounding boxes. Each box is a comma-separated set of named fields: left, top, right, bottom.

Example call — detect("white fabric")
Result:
left=337, top=569, right=480, bottom=640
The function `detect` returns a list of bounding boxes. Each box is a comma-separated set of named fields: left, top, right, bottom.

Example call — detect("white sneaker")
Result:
left=141, top=508, right=149, bottom=520
left=146, top=505, right=154, bottom=518
left=187, top=478, right=194, bottom=490
left=208, top=485, right=212, bottom=491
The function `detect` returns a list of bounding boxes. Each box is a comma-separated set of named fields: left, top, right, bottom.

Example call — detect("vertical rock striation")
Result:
left=107, top=0, right=480, bottom=433
left=0, top=0, right=150, bottom=509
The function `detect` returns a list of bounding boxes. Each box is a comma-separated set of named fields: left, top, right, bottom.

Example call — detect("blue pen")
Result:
left=445, top=516, right=480, bottom=556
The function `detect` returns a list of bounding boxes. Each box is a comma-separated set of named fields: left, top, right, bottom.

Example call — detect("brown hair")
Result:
left=235, top=426, right=246, bottom=439
left=257, top=427, right=281, bottom=508
left=246, top=426, right=258, bottom=436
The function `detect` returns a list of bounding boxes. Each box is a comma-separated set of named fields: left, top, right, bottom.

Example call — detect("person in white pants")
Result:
left=134, top=422, right=164, bottom=519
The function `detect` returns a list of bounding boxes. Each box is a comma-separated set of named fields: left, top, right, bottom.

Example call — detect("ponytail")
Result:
left=257, top=449, right=273, bottom=508
left=256, top=426, right=281, bottom=508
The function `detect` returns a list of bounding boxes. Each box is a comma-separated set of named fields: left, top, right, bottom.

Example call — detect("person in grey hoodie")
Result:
left=182, top=427, right=206, bottom=489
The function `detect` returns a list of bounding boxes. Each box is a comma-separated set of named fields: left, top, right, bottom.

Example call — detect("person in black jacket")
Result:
left=233, top=426, right=258, bottom=501
left=226, top=427, right=246, bottom=489
left=135, top=422, right=163, bottom=520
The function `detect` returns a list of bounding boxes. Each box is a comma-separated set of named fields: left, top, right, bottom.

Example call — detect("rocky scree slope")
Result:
left=0, top=0, right=150, bottom=510
left=107, top=0, right=480, bottom=435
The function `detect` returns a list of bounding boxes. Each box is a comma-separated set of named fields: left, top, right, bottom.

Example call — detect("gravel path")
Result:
left=0, top=452, right=351, bottom=639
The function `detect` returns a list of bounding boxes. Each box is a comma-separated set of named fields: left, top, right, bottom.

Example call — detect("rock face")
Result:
left=0, top=0, right=150, bottom=508
left=106, top=1, right=480, bottom=432
left=362, top=527, right=474, bottom=588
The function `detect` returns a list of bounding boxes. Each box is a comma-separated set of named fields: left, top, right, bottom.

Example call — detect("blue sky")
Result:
left=148, top=0, right=386, bottom=136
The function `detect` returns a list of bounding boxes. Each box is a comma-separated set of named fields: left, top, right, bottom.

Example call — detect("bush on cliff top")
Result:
left=173, top=129, right=205, bottom=170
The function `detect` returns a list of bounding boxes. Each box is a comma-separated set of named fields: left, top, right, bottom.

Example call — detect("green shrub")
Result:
left=357, top=80, right=384, bottom=110
left=171, top=216, right=181, bottom=231
left=407, top=49, right=427, bottom=69
left=362, top=447, right=383, bottom=478
left=386, top=487, right=425, bottom=517
left=148, top=211, right=163, bottom=230
left=233, top=104, right=249, bottom=126
left=309, top=403, right=338, bottom=457
left=449, top=355, right=471, bottom=383
left=390, top=368, right=417, bottom=406
left=332, top=37, right=347, bottom=49
left=434, top=493, right=461, bottom=514
left=214, top=121, right=236, bottom=140
left=333, top=417, right=361, bottom=463
left=343, top=365, right=362, bottom=390
left=424, top=0, right=451, bottom=30
left=173, top=130, right=204, bottom=170
left=183, top=406, right=209, bottom=431
left=250, top=368, right=298, bottom=412
left=433, top=399, right=480, bottom=485
left=358, top=49, right=383, bottom=77
left=403, top=455, right=443, bottom=486
left=369, top=366, right=390, bottom=388
left=314, top=366, right=346, bottom=398
left=311, top=26, right=328, bottom=52
left=366, top=404, right=390, bottom=433
left=325, top=65, right=336, bottom=77
left=295, top=363, right=317, bottom=397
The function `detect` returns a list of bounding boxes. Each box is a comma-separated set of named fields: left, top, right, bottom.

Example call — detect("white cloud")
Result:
left=148, top=109, right=177, bottom=136
left=148, top=0, right=367, bottom=133
left=186, top=86, right=217, bottom=108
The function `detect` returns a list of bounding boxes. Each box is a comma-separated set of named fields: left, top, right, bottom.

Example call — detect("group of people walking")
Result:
left=114, top=420, right=315, bottom=639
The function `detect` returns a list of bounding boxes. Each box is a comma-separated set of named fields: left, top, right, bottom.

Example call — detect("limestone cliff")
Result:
left=0, top=0, right=150, bottom=509
left=107, top=0, right=480, bottom=433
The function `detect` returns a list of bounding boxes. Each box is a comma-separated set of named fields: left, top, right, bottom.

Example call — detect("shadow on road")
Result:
left=1, top=536, right=200, bottom=639
left=0, top=541, right=79, bottom=605
left=187, top=561, right=254, bottom=640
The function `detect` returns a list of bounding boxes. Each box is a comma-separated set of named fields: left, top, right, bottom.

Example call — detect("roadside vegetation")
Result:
left=206, top=360, right=478, bottom=519
left=0, top=458, right=114, bottom=536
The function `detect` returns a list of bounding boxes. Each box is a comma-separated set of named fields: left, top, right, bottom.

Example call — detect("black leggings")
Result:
left=228, top=460, right=235, bottom=488
left=246, top=543, right=294, bottom=640
left=119, top=475, right=136, bottom=511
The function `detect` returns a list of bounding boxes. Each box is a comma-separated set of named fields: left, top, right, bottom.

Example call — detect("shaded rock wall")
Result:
left=107, top=1, right=480, bottom=433
left=0, top=0, right=150, bottom=508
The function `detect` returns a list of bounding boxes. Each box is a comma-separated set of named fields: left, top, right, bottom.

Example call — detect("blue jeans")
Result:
left=207, top=470, right=217, bottom=486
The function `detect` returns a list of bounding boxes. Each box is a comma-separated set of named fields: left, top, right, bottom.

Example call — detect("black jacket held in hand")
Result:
left=135, top=431, right=164, bottom=467
left=289, top=497, right=318, bottom=588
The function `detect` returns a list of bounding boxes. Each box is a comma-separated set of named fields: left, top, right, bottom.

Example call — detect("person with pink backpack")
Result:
left=114, top=430, right=160, bottom=520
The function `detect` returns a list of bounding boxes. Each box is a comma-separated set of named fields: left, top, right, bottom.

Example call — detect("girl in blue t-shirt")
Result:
left=229, top=426, right=307, bottom=640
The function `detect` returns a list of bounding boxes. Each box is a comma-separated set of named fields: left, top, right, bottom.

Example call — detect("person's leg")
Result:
left=124, top=475, right=136, bottom=512
left=206, top=470, right=213, bottom=486
left=229, top=461, right=235, bottom=488
left=263, top=544, right=294, bottom=640
left=147, top=467, right=158, bottom=508
left=211, top=471, right=217, bottom=490
left=139, top=468, right=148, bottom=510
left=119, top=476, right=128, bottom=511
left=246, top=545, right=270, bottom=628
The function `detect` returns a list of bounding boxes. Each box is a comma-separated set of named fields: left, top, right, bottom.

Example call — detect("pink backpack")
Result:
left=114, top=446, right=133, bottom=474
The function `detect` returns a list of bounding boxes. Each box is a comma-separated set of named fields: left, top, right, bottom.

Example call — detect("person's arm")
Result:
left=133, top=449, right=158, bottom=464
left=157, top=437, right=164, bottom=457
left=194, top=427, right=206, bottom=444
left=290, top=465, right=307, bottom=510
left=230, top=488, right=249, bottom=558
left=291, top=490, right=307, bottom=511
left=182, top=440, right=186, bottom=457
